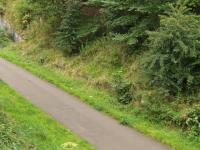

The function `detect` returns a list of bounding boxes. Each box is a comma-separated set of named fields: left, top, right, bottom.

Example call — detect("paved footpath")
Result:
left=0, top=58, right=170, bottom=150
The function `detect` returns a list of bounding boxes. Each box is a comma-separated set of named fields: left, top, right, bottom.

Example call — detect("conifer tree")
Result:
left=145, top=3, right=200, bottom=94
left=88, top=0, right=174, bottom=50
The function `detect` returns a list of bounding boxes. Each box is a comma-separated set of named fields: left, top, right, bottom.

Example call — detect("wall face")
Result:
left=0, top=15, right=23, bottom=42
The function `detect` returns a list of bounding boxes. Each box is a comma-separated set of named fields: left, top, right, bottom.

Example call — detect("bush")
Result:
left=114, top=80, right=133, bottom=105
left=185, top=105, right=200, bottom=136
left=144, top=3, right=200, bottom=94
left=178, top=105, right=200, bottom=137
left=113, top=73, right=134, bottom=105
left=0, top=29, right=11, bottom=47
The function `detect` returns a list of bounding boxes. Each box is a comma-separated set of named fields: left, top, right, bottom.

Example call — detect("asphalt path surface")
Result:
left=0, top=58, right=170, bottom=150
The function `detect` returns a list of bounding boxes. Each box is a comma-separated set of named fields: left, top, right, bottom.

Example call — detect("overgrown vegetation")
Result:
left=0, top=29, right=11, bottom=48
left=0, top=0, right=200, bottom=149
left=144, top=3, right=200, bottom=94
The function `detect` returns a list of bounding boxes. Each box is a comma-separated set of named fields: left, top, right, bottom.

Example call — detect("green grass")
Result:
left=0, top=47, right=200, bottom=150
left=0, top=80, right=94, bottom=150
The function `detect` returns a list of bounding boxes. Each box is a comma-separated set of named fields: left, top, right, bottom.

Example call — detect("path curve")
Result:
left=0, top=58, right=170, bottom=150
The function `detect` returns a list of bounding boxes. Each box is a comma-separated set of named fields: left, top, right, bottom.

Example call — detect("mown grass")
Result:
left=0, top=80, right=94, bottom=150
left=0, top=46, right=200, bottom=150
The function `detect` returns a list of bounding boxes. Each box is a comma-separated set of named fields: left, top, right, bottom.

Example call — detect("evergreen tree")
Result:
left=55, top=0, right=82, bottom=54
left=89, top=0, right=175, bottom=50
left=144, top=3, right=200, bottom=94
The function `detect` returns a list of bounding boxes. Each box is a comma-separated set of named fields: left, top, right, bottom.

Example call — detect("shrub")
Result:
left=0, top=29, right=11, bottom=47
left=144, top=3, right=200, bottom=94
left=179, top=105, right=200, bottom=136
left=185, top=105, right=200, bottom=136
left=113, top=73, right=134, bottom=105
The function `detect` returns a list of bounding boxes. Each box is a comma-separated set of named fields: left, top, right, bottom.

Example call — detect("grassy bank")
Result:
left=1, top=0, right=200, bottom=149
left=0, top=80, right=94, bottom=150
left=0, top=46, right=200, bottom=150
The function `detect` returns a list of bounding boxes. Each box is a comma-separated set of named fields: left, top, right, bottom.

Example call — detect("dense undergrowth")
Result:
left=0, top=0, right=200, bottom=149
left=0, top=29, right=11, bottom=47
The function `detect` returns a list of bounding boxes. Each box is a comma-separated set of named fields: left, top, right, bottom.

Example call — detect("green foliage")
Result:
left=27, top=0, right=66, bottom=19
left=114, top=74, right=134, bottom=104
left=184, top=105, right=200, bottom=136
left=55, top=0, right=104, bottom=54
left=10, top=0, right=33, bottom=30
left=0, top=0, right=5, bottom=15
left=55, top=0, right=82, bottom=54
left=144, top=4, right=200, bottom=94
left=0, top=29, right=11, bottom=48
left=186, top=0, right=200, bottom=14
left=114, top=80, right=133, bottom=105
left=138, top=88, right=200, bottom=137
left=1, top=0, right=200, bottom=144
left=139, top=89, right=176, bottom=124
left=89, top=0, right=174, bottom=50
left=0, top=6, right=3, bottom=15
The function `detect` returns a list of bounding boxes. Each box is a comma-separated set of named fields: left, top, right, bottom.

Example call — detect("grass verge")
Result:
left=0, top=80, right=94, bottom=150
left=0, top=48, right=200, bottom=150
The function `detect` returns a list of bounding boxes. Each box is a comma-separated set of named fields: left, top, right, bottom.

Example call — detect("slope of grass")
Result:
left=0, top=80, right=94, bottom=150
left=0, top=46, right=200, bottom=150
